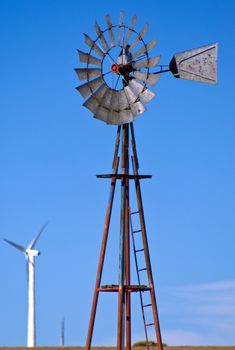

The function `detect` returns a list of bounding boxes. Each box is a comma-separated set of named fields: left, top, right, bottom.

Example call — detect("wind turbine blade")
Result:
left=28, top=221, right=48, bottom=250
left=3, top=238, right=26, bottom=253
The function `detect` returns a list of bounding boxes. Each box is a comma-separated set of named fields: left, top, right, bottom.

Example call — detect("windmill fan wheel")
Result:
left=75, top=12, right=161, bottom=125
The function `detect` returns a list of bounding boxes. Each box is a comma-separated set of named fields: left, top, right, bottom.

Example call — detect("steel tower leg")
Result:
left=117, top=123, right=131, bottom=350
left=85, top=127, right=121, bottom=350
left=130, top=123, right=163, bottom=350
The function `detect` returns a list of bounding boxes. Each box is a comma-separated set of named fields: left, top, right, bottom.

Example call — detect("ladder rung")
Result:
left=133, top=229, right=142, bottom=233
left=135, top=248, right=144, bottom=253
left=143, top=303, right=152, bottom=308
left=138, top=267, right=147, bottom=272
left=131, top=211, right=139, bottom=215
left=145, top=322, right=154, bottom=327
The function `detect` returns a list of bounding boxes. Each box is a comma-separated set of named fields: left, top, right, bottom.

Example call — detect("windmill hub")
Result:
left=111, top=63, right=133, bottom=76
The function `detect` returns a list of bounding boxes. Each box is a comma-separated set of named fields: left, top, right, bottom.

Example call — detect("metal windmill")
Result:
left=75, top=12, right=217, bottom=350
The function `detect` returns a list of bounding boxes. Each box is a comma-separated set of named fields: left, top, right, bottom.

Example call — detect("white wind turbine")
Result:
left=3, top=222, right=48, bottom=347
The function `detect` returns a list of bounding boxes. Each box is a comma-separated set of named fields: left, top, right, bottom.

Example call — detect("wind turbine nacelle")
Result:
left=26, top=249, right=40, bottom=257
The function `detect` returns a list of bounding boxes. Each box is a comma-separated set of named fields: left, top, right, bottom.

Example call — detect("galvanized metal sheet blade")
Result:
left=129, top=23, right=149, bottom=51
left=107, top=109, right=134, bottom=125
left=132, top=70, right=160, bottom=86
left=105, top=14, right=115, bottom=48
left=124, top=86, right=146, bottom=115
left=129, top=80, right=155, bottom=104
left=99, top=88, right=113, bottom=109
left=76, top=76, right=104, bottom=98
left=119, top=90, right=130, bottom=109
left=75, top=68, right=102, bottom=81
left=123, top=15, right=137, bottom=48
left=109, top=90, right=120, bottom=111
left=94, top=22, right=110, bottom=52
left=132, top=39, right=157, bottom=60
left=170, top=43, right=218, bottom=84
left=107, top=109, right=119, bottom=125
left=94, top=104, right=132, bottom=124
left=77, top=49, right=102, bottom=66
left=117, top=11, right=124, bottom=46
left=133, top=55, right=161, bottom=69
left=118, top=109, right=135, bottom=124
left=94, top=106, right=109, bottom=123
left=83, top=83, right=108, bottom=113
left=84, top=33, right=105, bottom=58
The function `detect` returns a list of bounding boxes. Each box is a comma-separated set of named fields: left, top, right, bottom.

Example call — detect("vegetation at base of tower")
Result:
left=133, top=340, right=167, bottom=347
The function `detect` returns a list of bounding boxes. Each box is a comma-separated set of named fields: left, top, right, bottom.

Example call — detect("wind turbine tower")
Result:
left=3, top=222, right=48, bottom=347
left=60, top=317, right=65, bottom=347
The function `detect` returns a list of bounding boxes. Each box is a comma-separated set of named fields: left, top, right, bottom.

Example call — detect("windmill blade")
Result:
left=75, top=68, right=102, bottom=81
left=133, top=55, right=161, bottom=69
left=83, top=83, right=108, bottom=114
left=107, top=108, right=134, bottom=125
left=99, top=88, right=114, bottom=110
left=94, top=22, right=110, bottom=52
left=95, top=88, right=130, bottom=112
left=108, top=90, right=121, bottom=111
left=117, top=11, right=124, bottom=46
left=129, top=23, right=149, bottom=51
left=3, top=238, right=26, bottom=253
left=94, top=106, right=109, bottom=123
left=129, top=80, right=155, bottom=104
left=106, top=109, right=120, bottom=125
left=77, top=49, right=102, bottom=67
left=123, top=15, right=137, bottom=48
left=119, top=90, right=130, bottom=110
left=76, top=77, right=104, bottom=98
left=118, top=109, right=135, bottom=124
left=124, top=85, right=146, bottom=115
left=28, top=221, right=48, bottom=250
left=94, top=88, right=128, bottom=123
left=131, top=38, right=157, bottom=60
left=132, top=70, right=161, bottom=86
left=105, top=14, right=115, bottom=48
left=94, top=105, right=133, bottom=125
left=84, top=33, right=105, bottom=58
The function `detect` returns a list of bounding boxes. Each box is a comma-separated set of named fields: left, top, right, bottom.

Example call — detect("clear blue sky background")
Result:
left=0, top=0, right=235, bottom=346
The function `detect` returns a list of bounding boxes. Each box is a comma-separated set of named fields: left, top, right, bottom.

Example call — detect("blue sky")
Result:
left=0, top=0, right=235, bottom=346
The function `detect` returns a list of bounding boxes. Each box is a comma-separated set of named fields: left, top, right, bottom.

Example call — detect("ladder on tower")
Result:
left=130, top=210, right=155, bottom=350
